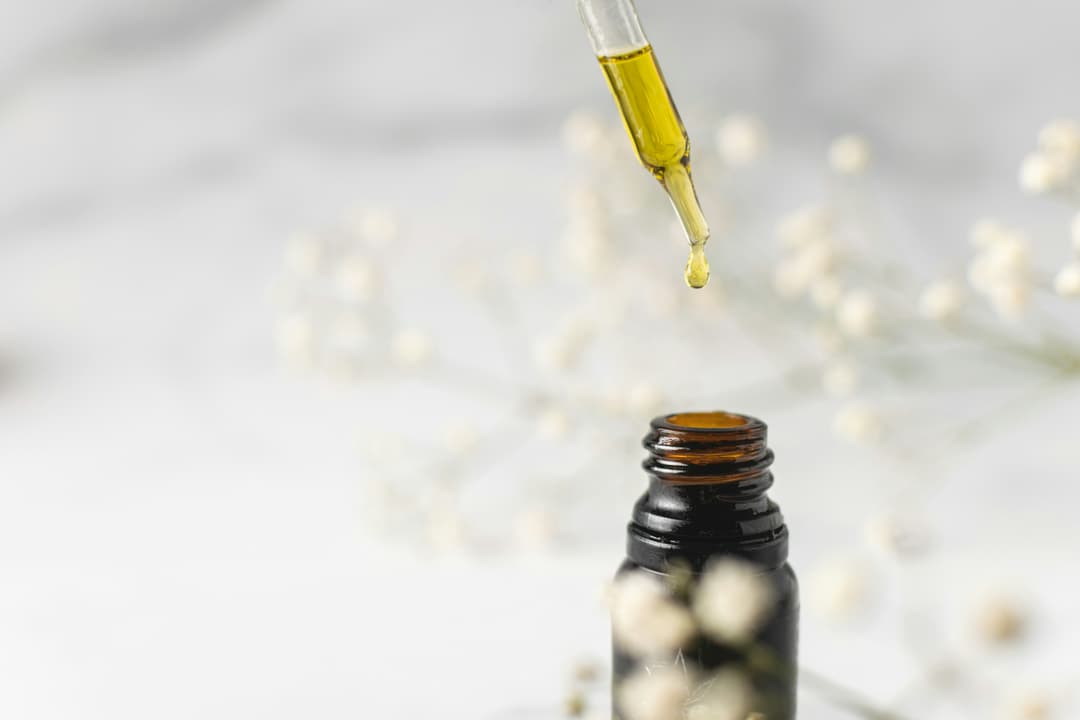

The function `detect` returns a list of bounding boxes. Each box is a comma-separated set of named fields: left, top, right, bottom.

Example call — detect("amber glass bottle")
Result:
left=613, top=411, right=798, bottom=719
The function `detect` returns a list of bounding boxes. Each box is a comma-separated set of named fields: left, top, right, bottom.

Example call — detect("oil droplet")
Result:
left=685, top=244, right=710, bottom=289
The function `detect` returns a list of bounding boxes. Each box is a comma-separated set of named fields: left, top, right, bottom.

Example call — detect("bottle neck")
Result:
left=627, top=412, right=788, bottom=572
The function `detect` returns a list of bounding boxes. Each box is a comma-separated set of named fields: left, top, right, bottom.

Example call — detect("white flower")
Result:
left=975, top=595, right=1027, bottom=645
left=534, top=319, right=592, bottom=373
left=970, top=218, right=1008, bottom=248
left=611, top=572, right=696, bottom=658
left=616, top=666, right=692, bottom=720
left=822, top=360, right=859, bottom=397
left=349, top=207, right=399, bottom=247
left=440, top=422, right=478, bottom=455
left=391, top=328, right=433, bottom=366
left=284, top=232, right=322, bottom=276
left=563, top=111, right=608, bottom=155
left=426, top=506, right=466, bottom=550
left=536, top=407, right=570, bottom=439
left=828, top=134, right=871, bottom=175
left=777, top=205, right=833, bottom=247
left=834, top=402, right=883, bottom=443
left=919, top=280, right=965, bottom=321
left=626, top=381, right=664, bottom=416
left=509, top=251, right=543, bottom=286
left=1019, top=152, right=1069, bottom=194
left=836, top=289, right=879, bottom=337
left=716, top=114, right=767, bottom=167
left=773, top=241, right=837, bottom=299
left=772, top=259, right=809, bottom=299
left=1053, top=262, right=1080, bottom=297
left=514, top=506, right=556, bottom=549
left=864, top=511, right=932, bottom=558
left=692, top=557, right=775, bottom=644
left=983, top=233, right=1031, bottom=278
left=336, top=254, right=378, bottom=303
left=1000, top=689, right=1051, bottom=720
left=686, top=669, right=755, bottom=720
left=275, top=311, right=315, bottom=366
left=808, top=559, right=868, bottom=620
left=1038, top=118, right=1080, bottom=163
left=564, top=216, right=611, bottom=274
left=989, top=281, right=1030, bottom=321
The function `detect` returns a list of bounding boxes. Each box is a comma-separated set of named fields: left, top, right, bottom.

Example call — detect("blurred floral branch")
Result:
left=270, top=111, right=1080, bottom=719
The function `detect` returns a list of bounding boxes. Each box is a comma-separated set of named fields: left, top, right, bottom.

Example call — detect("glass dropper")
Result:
left=577, top=0, right=711, bottom=288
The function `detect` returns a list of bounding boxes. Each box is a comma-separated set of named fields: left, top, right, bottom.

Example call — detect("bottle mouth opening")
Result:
left=657, top=411, right=763, bottom=432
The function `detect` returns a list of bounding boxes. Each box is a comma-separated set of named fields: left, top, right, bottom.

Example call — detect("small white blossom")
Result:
left=970, top=218, right=1009, bottom=248
left=564, top=216, right=611, bottom=274
left=864, top=511, right=932, bottom=558
left=716, top=114, right=767, bottom=167
left=828, top=134, right=871, bottom=175
left=275, top=311, right=315, bottom=366
left=611, top=572, right=696, bottom=658
left=822, top=360, right=859, bottom=397
left=514, top=505, right=556, bottom=549
left=919, top=280, right=965, bottom=321
left=834, top=402, right=883, bottom=444
left=692, top=557, right=775, bottom=643
left=773, top=241, right=837, bottom=299
left=772, top=258, right=810, bottom=299
left=1019, top=152, right=1069, bottom=194
left=808, top=559, right=868, bottom=620
left=1053, top=262, right=1080, bottom=297
left=836, top=289, right=879, bottom=337
left=626, top=381, right=664, bottom=416
left=426, top=506, right=466, bottom=550
left=509, top=251, right=543, bottom=287
left=687, top=669, right=755, bottom=720
left=349, top=207, right=399, bottom=247
left=536, top=407, right=570, bottom=439
left=1000, top=689, right=1051, bottom=720
left=777, top=205, right=833, bottom=247
left=563, top=111, right=609, bottom=155
left=975, top=595, right=1027, bottom=645
left=391, top=328, right=433, bottom=366
left=616, top=667, right=693, bottom=720
left=1038, top=118, right=1080, bottom=163
left=989, top=282, right=1030, bottom=321
left=534, top=320, right=592, bottom=373
left=336, top=254, right=378, bottom=302
left=440, top=422, right=478, bottom=455
left=284, top=232, right=323, bottom=276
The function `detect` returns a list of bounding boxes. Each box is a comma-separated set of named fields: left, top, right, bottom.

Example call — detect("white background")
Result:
left=2, top=1, right=1079, bottom=717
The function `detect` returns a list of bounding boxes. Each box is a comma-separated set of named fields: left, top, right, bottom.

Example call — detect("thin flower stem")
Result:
left=799, top=666, right=912, bottom=720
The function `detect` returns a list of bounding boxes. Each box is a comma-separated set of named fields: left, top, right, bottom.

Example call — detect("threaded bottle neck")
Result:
left=643, top=411, right=772, bottom=486
left=628, top=411, right=788, bottom=572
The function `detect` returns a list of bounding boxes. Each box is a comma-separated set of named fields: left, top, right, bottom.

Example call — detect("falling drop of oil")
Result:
left=685, top=244, right=710, bottom=289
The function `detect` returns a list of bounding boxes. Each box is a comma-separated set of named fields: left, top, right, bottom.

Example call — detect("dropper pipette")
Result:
left=576, top=0, right=711, bottom=288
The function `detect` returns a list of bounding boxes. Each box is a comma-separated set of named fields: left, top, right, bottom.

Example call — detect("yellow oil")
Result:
left=598, top=45, right=710, bottom=288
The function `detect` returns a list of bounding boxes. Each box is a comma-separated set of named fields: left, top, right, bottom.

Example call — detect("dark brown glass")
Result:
left=613, top=411, right=798, bottom=719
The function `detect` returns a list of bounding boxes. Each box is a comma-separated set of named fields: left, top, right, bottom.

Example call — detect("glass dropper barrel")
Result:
left=577, top=0, right=711, bottom=288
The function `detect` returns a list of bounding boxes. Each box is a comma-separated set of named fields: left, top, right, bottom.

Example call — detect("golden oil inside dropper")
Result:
left=598, top=45, right=710, bottom=288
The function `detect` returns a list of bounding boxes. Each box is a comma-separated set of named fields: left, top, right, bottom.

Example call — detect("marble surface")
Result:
left=3, top=1, right=1080, bottom=718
